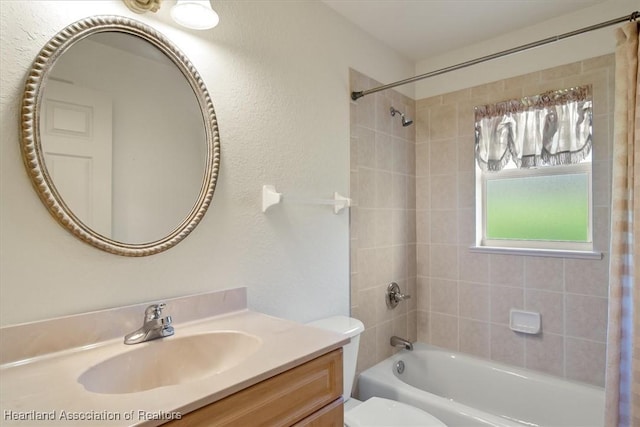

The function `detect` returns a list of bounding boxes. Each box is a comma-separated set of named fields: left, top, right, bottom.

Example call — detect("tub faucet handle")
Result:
left=386, top=282, right=411, bottom=309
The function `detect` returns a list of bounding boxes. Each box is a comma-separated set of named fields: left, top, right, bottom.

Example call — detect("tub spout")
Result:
left=390, top=336, right=413, bottom=351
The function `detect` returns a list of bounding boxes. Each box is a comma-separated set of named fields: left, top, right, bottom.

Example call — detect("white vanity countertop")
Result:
left=0, top=307, right=346, bottom=426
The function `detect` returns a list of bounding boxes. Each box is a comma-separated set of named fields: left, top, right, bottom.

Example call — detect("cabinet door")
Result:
left=167, top=349, right=343, bottom=427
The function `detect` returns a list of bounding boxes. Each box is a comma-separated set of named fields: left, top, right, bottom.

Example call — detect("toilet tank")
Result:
left=307, top=315, right=364, bottom=400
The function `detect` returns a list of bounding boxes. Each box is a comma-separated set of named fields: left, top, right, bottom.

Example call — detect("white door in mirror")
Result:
left=42, top=80, right=113, bottom=237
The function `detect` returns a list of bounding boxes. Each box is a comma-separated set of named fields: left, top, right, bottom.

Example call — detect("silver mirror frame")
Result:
left=20, top=16, right=220, bottom=256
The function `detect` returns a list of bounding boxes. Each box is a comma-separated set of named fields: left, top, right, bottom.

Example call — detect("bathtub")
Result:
left=357, top=343, right=604, bottom=427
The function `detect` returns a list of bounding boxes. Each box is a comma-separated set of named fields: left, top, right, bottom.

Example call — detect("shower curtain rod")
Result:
left=351, top=11, right=639, bottom=101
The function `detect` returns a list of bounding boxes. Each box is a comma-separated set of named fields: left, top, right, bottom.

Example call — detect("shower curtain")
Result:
left=604, top=20, right=639, bottom=427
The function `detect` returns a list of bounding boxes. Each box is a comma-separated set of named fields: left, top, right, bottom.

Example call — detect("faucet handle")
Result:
left=144, top=303, right=166, bottom=320
left=386, top=282, right=411, bottom=309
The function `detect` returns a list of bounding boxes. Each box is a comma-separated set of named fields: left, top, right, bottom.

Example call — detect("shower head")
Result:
left=390, top=106, right=413, bottom=127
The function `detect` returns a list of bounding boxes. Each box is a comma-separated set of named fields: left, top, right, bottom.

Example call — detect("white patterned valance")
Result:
left=474, top=86, right=593, bottom=171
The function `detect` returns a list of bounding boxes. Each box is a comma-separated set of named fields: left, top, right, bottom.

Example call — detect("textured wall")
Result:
left=349, top=69, right=417, bottom=377
left=414, top=55, right=614, bottom=386
left=0, top=1, right=414, bottom=325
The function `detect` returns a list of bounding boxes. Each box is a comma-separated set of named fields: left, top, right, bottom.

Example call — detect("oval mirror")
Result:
left=20, top=16, right=220, bottom=256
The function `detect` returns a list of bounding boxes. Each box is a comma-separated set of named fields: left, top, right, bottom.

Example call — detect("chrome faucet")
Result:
left=390, top=336, right=413, bottom=351
left=124, top=303, right=174, bottom=345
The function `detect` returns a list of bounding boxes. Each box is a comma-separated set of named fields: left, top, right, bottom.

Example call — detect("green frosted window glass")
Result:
left=486, top=173, right=589, bottom=242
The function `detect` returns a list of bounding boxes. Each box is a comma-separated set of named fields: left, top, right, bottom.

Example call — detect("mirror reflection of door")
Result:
left=41, top=80, right=113, bottom=237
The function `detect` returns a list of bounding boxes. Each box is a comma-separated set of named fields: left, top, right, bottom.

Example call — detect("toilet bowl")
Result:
left=307, top=316, right=446, bottom=427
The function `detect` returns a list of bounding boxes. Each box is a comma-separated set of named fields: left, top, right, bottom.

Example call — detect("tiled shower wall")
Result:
left=414, top=55, right=613, bottom=387
left=349, top=69, right=417, bottom=377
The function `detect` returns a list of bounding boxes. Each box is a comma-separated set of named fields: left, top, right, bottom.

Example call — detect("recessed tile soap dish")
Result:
left=509, top=309, right=541, bottom=334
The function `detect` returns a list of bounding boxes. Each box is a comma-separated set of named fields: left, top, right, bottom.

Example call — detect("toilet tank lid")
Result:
left=307, top=315, right=364, bottom=338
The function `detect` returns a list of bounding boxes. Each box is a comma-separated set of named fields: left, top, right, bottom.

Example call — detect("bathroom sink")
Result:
left=78, top=331, right=262, bottom=394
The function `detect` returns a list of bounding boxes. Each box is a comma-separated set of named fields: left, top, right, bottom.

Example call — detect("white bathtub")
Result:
left=357, top=343, right=604, bottom=427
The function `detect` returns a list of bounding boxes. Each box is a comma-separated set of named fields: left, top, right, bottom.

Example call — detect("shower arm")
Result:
left=351, top=11, right=639, bottom=101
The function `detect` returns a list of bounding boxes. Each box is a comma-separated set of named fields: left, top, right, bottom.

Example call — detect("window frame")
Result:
left=474, top=161, right=598, bottom=256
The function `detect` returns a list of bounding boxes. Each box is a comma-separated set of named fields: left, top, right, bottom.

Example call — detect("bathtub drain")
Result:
left=395, top=360, right=405, bottom=374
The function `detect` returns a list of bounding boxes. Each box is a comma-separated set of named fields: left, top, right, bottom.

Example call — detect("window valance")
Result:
left=474, top=85, right=592, bottom=171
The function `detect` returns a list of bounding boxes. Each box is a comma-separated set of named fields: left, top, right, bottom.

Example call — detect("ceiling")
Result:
left=322, top=0, right=606, bottom=61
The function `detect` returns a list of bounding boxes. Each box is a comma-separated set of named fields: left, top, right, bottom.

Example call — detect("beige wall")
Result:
left=414, top=55, right=614, bottom=387
left=349, top=69, right=417, bottom=376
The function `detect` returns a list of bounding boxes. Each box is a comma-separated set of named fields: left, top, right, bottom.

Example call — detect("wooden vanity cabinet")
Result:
left=166, top=348, right=343, bottom=427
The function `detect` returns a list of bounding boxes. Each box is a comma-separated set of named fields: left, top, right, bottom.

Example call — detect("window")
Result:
left=474, top=86, right=595, bottom=255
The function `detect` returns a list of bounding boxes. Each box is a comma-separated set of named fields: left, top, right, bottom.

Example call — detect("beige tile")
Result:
left=458, top=246, right=489, bottom=283
left=406, top=139, right=416, bottom=175
left=357, top=208, right=376, bottom=249
left=460, top=319, right=490, bottom=358
left=416, top=96, right=442, bottom=109
left=459, top=283, right=490, bottom=321
left=350, top=206, right=359, bottom=241
left=430, top=244, right=458, bottom=280
left=355, top=287, right=377, bottom=328
left=457, top=101, right=477, bottom=138
left=356, top=327, right=377, bottom=373
left=407, top=276, right=417, bottom=311
left=457, top=208, right=475, bottom=246
left=416, top=176, right=430, bottom=211
left=431, top=209, right=458, bottom=244
left=491, top=286, right=524, bottom=325
left=430, top=138, right=458, bottom=175
left=525, top=333, right=564, bottom=377
left=415, top=108, right=430, bottom=143
left=429, top=313, right=458, bottom=350
left=407, top=310, right=418, bottom=342
left=374, top=282, right=393, bottom=325
left=503, top=71, right=539, bottom=93
left=430, top=175, right=457, bottom=210
left=406, top=178, right=416, bottom=210
left=592, top=114, right=611, bottom=163
left=375, top=320, right=394, bottom=361
left=457, top=171, right=474, bottom=209
left=350, top=170, right=359, bottom=208
left=540, top=62, right=581, bottom=81
left=458, top=134, right=476, bottom=172
left=593, top=207, right=611, bottom=253
left=392, top=137, right=409, bottom=174
left=565, top=258, right=609, bottom=297
left=524, top=257, right=564, bottom=291
left=470, top=80, right=505, bottom=103
left=375, top=247, right=393, bottom=286
left=375, top=170, right=394, bottom=209
left=416, top=210, right=430, bottom=244
left=391, top=244, right=408, bottom=280
left=442, top=88, right=471, bottom=104
left=416, top=143, right=429, bottom=177
left=375, top=93, right=393, bottom=135
left=391, top=209, right=408, bottom=246
left=581, top=54, right=614, bottom=72
left=563, top=69, right=608, bottom=116
left=358, top=167, right=376, bottom=208
left=430, top=104, right=458, bottom=140
left=430, top=278, right=458, bottom=315
left=356, top=126, right=376, bottom=169
left=416, top=244, right=430, bottom=277
left=566, top=294, right=608, bottom=342
left=374, top=209, right=392, bottom=247
left=355, top=90, right=376, bottom=129
left=565, top=337, right=606, bottom=386
left=392, top=314, right=409, bottom=342
left=350, top=136, right=358, bottom=170
left=407, top=244, right=417, bottom=277
left=525, top=290, right=564, bottom=335
left=592, top=160, right=611, bottom=208
left=407, top=211, right=417, bottom=245
left=416, top=276, right=430, bottom=312
left=490, top=324, right=525, bottom=367
left=391, top=174, right=407, bottom=211
left=490, top=254, right=524, bottom=287
left=417, top=310, right=430, bottom=343
left=357, top=248, right=377, bottom=290
left=375, top=132, right=393, bottom=172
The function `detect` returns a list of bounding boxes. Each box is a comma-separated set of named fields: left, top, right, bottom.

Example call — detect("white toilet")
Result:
left=308, top=316, right=446, bottom=427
